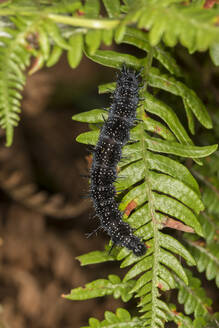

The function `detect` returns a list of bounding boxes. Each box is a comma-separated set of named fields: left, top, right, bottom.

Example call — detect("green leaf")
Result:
left=160, top=249, right=188, bottom=284
left=76, top=129, right=99, bottom=145
left=77, top=250, right=115, bottom=266
left=184, top=103, right=195, bottom=135
left=148, top=68, right=212, bottom=129
left=98, top=81, right=117, bottom=94
left=37, top=25, right=50, bottom=61
left=0, top=20, right=31, bottom=145
left=67, top=32, right=83, bottom=68
left=131, top=270, right=153, bottom=294
left=102, top=29, right=114, bottom=46
left=142, top=114, right=176, bottom=141
left=124, top=255, right=153, bottom=283
left=64, top=275, right=135, bottom=302
left=143, top=92, right=194, bottom=145
left=46, top=45, right=63, bottom=67
left=84, top=48, right=142, bottom=69
left=154, top=194, right=203, bottom=237
left=73, top=109, right=107, bottom=123
left=44, top=20, right=69, bottom=50
left=103, top=0, right=121, bottom=18
left=43, top=0, right=82, bottom=14
left=85, top=30, right=102, bottom=55
left=159, top=232, right=195, bottom=266
left=115, top=23, right=126, bottom=43
left=84, top=0, right=100, bottom=18
left=143, top=134, right=217, bottom=159
left=158, top=265, right=176, bottom=290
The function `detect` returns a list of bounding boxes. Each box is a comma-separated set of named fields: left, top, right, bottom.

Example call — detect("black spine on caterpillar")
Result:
left=90, top=65, right=146, bottom=257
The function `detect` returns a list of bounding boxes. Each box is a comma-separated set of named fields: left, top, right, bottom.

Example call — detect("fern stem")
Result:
left=0, top=9, right=120, bottom=29
left=140, top=48, right=160, bottom=327
left=48, top=14, right=119, bottom=30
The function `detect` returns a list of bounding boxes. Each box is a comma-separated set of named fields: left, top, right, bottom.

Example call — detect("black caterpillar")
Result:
left=90, top=65, right=146, bottom=257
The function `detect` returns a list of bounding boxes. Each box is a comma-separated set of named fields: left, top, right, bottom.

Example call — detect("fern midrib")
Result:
left=140, top=50, right=159, bottom=328
left=141, top=124, right=159, bottom=328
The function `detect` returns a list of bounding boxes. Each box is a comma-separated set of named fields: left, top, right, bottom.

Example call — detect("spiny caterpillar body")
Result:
left=90, top=65, right=146, bottom=257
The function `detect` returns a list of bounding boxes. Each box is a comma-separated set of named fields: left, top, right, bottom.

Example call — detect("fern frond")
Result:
left=72, top=47, right=218, bottom=327
left=0, top=18, right=31, bottom=146
left=123, top=0, right=219, bottom=52
left=0, top=14, right=69, bottom=145
left=77, top=248, right=115, bottom=266
left=0, top=7, right=85, bottom=144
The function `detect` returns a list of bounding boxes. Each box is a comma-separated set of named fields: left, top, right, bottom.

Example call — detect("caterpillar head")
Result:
left=129, top=237, right=147, bottom=257
left=119, top=66, right=139, bottom=87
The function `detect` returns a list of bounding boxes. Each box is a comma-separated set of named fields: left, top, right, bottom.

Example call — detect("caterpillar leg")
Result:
left=85, top=226, right=102, bottom=238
